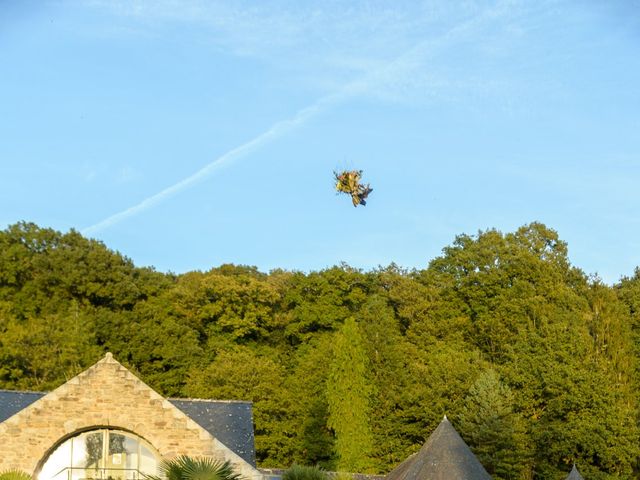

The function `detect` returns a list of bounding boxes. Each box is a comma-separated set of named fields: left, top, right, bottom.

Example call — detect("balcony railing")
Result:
left=47, top=467, right=157, bottom=480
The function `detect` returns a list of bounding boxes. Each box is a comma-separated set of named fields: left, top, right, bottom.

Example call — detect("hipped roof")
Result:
left=386, top=417, right=491, bottom=480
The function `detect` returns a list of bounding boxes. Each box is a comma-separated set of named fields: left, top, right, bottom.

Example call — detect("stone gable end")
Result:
left=0, top=353, right=262, bottom=480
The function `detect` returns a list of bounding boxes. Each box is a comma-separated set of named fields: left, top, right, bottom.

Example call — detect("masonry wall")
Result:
left=0, top=354, right=262, bottom=480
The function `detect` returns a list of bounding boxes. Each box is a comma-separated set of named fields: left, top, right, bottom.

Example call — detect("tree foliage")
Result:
left=1, top=222, right=640, bottom=478
left=327, top=317, right=375, bottom=473
left=458, top=370, right=531, bottom=479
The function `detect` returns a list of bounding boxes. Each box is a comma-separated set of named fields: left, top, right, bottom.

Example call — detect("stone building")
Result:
left=0, top=353, right=263, bottom=480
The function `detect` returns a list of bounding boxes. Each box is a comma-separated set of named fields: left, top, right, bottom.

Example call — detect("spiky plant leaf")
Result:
left=0, top=471, right=31, bottom=480
left=159, top=456, right=243, bottom=480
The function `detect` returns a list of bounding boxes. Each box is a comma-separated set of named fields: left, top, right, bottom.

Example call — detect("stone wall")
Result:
left=0, top=353, right=262, bottom=480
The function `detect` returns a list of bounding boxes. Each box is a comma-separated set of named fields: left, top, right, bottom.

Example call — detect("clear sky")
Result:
left=1, top=1, right=639, bottom=283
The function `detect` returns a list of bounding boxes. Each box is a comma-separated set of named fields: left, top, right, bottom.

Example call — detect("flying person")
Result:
left=334, top=170, right=373, bottom=207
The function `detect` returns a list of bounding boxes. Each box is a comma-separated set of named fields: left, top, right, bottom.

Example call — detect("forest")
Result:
left=1, top=221, right=640, bottom=479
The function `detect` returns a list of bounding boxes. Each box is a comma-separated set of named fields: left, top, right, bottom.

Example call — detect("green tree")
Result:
left=4, top=220, right=640, bottom=475
left=358, top=295, right=424, bottom=471
left=422, top=223, right=640, bottom=478
left=326, top=317, right=375, bottom=473
left=458, top=370, right=531, bottom=480
left=101, top=304, right=203, bottom=396
left=285, top=334, right=335, bottom=468
left=184, top=347, right=291, bottom=467
left=169, top=267, right=280, bottom=342
left=280, top=266, right=372, bottom=343
left=0, top=222, right=167, bottom=316
left=0, top=309, right=101, bottom=390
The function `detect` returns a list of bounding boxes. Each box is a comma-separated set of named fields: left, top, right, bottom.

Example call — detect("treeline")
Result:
left=1, top=221, right=640, bottom=479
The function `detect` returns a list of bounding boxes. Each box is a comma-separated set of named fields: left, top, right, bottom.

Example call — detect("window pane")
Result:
left=76, top=432, right=103, bottom=469
left=140, top=445, right=159, bottom=477
left=107, top=433, right=128, bottom=480
left=40, top=429, right=159, bottom=480
left=38, top=439, right=71, bottom=480
left=123, top=437, right=139, bottom=474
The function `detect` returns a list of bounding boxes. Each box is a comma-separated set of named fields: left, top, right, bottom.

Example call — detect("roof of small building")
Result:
left=565, top=464, right=584, bottom=480
left=386, top=416, right=492, bottom=480
left=0, top=389, right=256, bottom=466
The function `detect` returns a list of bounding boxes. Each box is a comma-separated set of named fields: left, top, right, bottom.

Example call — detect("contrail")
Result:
left=81, top=93, right=343, bottom=236
left=82, top=4, right=505, bottom=236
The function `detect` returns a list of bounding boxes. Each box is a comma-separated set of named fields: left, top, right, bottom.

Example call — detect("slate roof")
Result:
left=386, top=416, right=492, bottom=480
left=0, top=389, right=256, bottom=467
left=172, top=398, right=256, bottom=466
left=565, top=464, right=584, bottom=480
left=0, top=390, right=44, bottom=423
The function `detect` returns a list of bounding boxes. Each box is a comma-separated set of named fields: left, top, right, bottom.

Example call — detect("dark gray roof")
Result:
left=0, top=390, right=255, bottom=466
left=386, top=416, right=492, bottom=480
left=0, top=390, right=45, bottom=422
left=171, top=398, right=256, bottom=466
left=565, top=465, right=584, bottom=480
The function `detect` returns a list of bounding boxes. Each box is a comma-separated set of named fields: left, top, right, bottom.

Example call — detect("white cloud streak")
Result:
left=81, top=2, right=511, bottom=235
left=80, top=94, right=341, bottom=235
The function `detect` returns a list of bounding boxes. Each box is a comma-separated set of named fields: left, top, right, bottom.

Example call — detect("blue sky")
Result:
left=1, top=1, right=639, bottom=282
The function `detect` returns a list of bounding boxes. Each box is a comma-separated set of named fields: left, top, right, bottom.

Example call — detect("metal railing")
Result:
left=47, top=467, right=155, bottom=480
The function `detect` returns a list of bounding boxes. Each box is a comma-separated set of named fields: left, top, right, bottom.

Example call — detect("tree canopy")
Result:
left=1, top=221, right=640, bottom=478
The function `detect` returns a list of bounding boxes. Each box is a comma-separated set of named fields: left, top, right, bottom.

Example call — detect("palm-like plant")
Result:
left=0, top=470, right=31, bottom=480
left=149, top=456, right=243, bottom=480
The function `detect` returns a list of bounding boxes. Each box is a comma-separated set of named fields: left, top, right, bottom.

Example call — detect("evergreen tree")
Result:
left=286, top=334, right=335, bottom=468
left=326, top=317, right=375, bottom=473
left=458, top=370, right=531, bottom=480
left=358, top=295, right=421, bottom=471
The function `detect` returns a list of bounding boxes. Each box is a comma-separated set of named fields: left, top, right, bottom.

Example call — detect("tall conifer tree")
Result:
left=458, top=370, right=531, bottom=479
left=327, top=317, right=375, bottom=473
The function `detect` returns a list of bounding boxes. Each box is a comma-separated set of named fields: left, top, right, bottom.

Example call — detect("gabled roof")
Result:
left=565, top=464, right=584, bottom=480
left=0, top=389, right=256, bottom=466
left=386, top=416, right=492, bottom=480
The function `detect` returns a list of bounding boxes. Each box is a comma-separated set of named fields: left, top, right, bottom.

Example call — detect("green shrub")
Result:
left=282, top=465, right=328, bottom=480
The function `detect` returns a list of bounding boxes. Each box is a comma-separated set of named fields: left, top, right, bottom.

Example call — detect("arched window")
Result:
left=38, top=429, right=160, bottom=480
